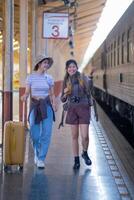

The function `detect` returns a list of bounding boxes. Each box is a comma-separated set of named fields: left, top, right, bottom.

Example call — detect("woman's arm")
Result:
left=61, top=87, right=70, bottom=102
left=21, top=84, right=30, bottom=102
left=61, top=81, right=71, bottom=102
left=49, top=86, right=57, bottom=112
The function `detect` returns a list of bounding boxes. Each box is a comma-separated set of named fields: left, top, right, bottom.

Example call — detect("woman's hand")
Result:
left=61, top=87, right=70, bottom=103
left=21, top=85, right=30, bottom=102
left=52, top=103, right=58, bottom=112
left=90, top=67, right=97, bottom=76
left=21, top=94, right=28, bottom=102
left=64, top=87, right=70, bottom=94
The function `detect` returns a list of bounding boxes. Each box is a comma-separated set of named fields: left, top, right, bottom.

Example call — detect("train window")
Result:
left=101, top=50, right=107, bottom=69
left=108, top=47, right=110, bottom=67
left=114, top=41, right=116, bottom=66
left=117, top=37, right=120, bottom=65
left=121, top=33, right=125, bottom=64
left=119, top=73, right=123, bottom=83
left=101, top=53, right=103, bottom=69
left=111, top=43, right=113, bottom=67
left=107, top=46, right=110, bottom=68
left=127, top=28, right=131, bottom=63
left=106, top=49, right=108, bottom=67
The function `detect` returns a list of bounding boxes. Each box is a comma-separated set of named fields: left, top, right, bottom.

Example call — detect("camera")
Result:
left=70, top=96, right=80, bottom=103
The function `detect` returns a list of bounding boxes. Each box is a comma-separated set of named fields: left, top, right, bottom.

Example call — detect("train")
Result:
left=89, top=2, right=134, bottom=135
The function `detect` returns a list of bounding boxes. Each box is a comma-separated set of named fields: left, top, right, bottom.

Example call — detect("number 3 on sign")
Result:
left=51, top=25, right=60, bottom=37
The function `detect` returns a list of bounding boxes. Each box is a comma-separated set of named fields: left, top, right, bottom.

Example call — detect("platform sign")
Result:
left=43, top=12, right=69, bottom=39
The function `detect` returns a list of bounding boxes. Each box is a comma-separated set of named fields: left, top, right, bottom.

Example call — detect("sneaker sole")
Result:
left=37, top=166, right=45, bottom=169
left=82, top=155, right=92, bottom=165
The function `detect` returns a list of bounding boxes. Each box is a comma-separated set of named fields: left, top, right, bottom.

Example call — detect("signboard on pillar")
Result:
left=43, top=13, right=69, bottom=39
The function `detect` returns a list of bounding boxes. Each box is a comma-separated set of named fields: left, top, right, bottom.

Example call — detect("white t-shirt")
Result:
left=26, top=72, right=54, bottom=97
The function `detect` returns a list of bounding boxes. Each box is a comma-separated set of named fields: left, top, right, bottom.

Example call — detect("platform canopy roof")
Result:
left=0, top=0, right=107, bottom=66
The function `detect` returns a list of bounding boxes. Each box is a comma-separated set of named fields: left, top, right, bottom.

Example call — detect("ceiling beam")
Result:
left=77, top=24, right=96, bottom=31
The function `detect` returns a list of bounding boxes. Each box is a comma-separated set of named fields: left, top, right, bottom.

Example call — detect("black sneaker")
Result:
left=82, top=151, right=92, bottom=166
left=73, top=162, right=80, bottom=170
left=73, top=156, right=80, bottom=170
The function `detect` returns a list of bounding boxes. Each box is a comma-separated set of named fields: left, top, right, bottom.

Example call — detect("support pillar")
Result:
left=3, top=0, right=14, bottom=124
left=19, top=0, right=28, bottom=122
left=31, top=0, right=37, bottom=70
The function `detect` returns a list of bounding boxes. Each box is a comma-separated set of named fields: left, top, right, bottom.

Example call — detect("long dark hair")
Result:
left=62, top=59, right=84, bottom=95
left=63, top=59, right=78, bottom=88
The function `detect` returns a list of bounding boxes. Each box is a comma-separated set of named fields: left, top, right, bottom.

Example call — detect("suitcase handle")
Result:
left=22, top=102, right=26, bottom=125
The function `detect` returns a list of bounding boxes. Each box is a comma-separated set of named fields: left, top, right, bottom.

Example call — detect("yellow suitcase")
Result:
left=3, top=121, right=25, bottom=169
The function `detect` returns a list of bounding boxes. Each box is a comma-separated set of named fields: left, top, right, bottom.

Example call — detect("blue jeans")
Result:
left=29, top=105, right=53, bottom=161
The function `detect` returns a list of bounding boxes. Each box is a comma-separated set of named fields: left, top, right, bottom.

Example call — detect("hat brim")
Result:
left=35, top=57, right=53, bottom=69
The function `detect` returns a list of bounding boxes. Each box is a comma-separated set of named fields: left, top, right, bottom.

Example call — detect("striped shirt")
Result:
left=26, top=72, right=54, bottom=98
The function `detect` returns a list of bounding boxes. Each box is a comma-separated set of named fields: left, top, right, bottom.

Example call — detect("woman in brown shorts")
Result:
left=61, top=59, right=94, bottom=170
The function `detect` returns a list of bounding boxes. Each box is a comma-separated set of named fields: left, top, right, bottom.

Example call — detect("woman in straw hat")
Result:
left=21, top=55, right=57, bottom=169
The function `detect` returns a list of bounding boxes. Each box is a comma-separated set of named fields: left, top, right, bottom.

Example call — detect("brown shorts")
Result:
left=66, top=104, right=91, bottom=125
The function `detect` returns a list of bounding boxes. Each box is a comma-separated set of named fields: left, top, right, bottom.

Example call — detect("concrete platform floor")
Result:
left=0, top=111, right=133, bottom=200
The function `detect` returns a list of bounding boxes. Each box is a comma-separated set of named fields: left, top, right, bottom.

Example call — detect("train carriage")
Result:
left=90, top=1, right=134, bottom=135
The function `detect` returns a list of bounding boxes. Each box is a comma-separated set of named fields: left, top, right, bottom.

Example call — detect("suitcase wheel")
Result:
left=18, top=165, right=23, bottom=171
left=4, top=165, right=12, bottom=173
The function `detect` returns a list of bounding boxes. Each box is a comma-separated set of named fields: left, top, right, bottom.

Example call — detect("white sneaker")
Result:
left=34, top=154, right=38, bottom=164
left=34, top=150, right=38, bottom=164
left=37, top=160, right=45, bottom=168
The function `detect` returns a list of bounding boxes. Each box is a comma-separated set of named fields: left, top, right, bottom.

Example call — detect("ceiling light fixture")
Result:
left=62, top=0, right=77, bottom=8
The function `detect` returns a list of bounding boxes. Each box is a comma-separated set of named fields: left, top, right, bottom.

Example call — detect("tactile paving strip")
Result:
left=92, top=119, right=132, bottom=200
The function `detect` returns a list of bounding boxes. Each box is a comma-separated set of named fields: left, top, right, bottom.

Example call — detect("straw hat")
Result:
left=35, top=55, right=53, bottom=69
